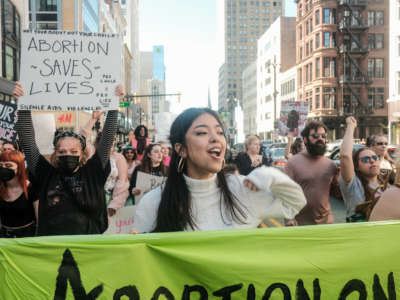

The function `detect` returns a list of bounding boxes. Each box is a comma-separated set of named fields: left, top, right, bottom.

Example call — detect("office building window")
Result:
left=323, top=32, right=330, bottom=47
left=315, top=88, right=320, bottom=109
left=368, top=34, right=384, bottom=49
left=315, top=9, right=320, bottom=25
left=368, top=11, right=384, bottom=26
left=368, top=58, right=384, bottom=78
left=315, top=57, right=320, bottom=78
left=324, top=8, right=330, bottom=24
left=2, top=0, right=20, bottom=81
left=368, top=88, right=385, bottom=109
left=323, top=57, right=330, bottom=77
left=315, top=33, right=320, bottom=48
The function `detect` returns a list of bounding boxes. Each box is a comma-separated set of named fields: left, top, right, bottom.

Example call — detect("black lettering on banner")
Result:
left=247, top=284, right=255, bottom=300
left=296, top=279, right=321, bottom=300
left=262, top=283, right=291, bottom=300
left=373, top=272, right=396, bottom=300
left=79, top=81, right=94, bottom=95
left=338, top=279, right=367, bottom=300
left=113, top=285, right=140, bottom=300
left=53, top=249, right=103, bottom=300
left=213, top=283, right=243, bottom=300
left=181, top=285, right=208, bottom=300
left=151, top=287, right=175, bottom=300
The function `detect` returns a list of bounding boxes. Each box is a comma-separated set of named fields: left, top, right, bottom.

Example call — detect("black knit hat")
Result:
left=53, top=131, right=86, bottom=150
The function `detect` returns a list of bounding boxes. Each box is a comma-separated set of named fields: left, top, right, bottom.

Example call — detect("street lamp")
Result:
left=267, top=55, right=279, bottom=141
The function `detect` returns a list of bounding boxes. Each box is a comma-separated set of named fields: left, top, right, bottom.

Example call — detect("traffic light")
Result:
left=177, top=94, right=181, bottom=103
left=134, top=93, right=139, bottom=104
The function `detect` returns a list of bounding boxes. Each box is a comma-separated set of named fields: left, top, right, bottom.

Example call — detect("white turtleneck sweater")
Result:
left=133, top=166, right=306, bottom=233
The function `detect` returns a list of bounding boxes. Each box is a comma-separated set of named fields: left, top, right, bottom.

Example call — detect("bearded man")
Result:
left=284, top=121, right=338, bottom=225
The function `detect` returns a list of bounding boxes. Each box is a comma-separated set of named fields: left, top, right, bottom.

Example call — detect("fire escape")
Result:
left=337, top=0, right=371, bottom=116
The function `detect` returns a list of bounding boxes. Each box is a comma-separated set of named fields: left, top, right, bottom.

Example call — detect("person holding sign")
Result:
left=130, top=143, right=168, bottom=201
left=13, top=82, right=124, bottom=236
left=129, top=125, right=151, bottom=161
left=0, top=150, right=38, bottom=237
left=133, top=108, right=306, bottom=233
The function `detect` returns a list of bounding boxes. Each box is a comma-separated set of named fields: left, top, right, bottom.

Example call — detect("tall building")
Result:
left=296, top=0, right=389, bottom=140
left=257, top=17, right=296, bottom=140
left=388, top=0, right=400, bottom=144
left=242, top=61, right=257, bottom=136
left=0, top=1, right=27, bottom=101
left=82, top=0, right=99, bottom=32
left=153, top=45, right=166, bottom=81
left=219, top=0, right=285, bottom=114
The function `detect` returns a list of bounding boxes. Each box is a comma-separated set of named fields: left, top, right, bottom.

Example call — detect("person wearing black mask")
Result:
left=13, top=82, right=124, bottom=236
left=284, top=120, right=338, bottom=225
left=0, top=150, right=38, bottom=238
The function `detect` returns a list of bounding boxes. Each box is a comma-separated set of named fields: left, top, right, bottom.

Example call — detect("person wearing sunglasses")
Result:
left=369, top=134, right=395, bottom=183
left=339, top=117, right=385, bottom=222
left=284, top=120, right=338, bottom=225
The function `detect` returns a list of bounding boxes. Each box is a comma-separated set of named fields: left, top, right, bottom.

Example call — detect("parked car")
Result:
left=263, top=142, right=287, bottom=157
left=269, top=148, right=287, bottom=170
left=329, top=144, right=365, bottom=166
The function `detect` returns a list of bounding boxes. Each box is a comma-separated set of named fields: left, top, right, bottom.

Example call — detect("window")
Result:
left=323, top=32, right=330, bottom=47
left=323, top=88, right=331, bottom=108
left=323, top=57, right=330, bottom=77
left=368, top=58, right=384, bottom=78
left=368, top=11, right=384, bottom=26
left=310, top=18, right=313, bottom=32
left=324, top=8, right=330, bottom=24
left=315, top=57, right=320, bottom=78
left=368, top=88, right=385, bottom=109
left=315, top=10, right=320, bottom=25
left=2, top=0, right=21, bottom=81
left=315, top=88, right=320, bottom=109
left=306, top=42, right=309, bottom=56
left=298, top=68, right=302, bottom=87
left=330, top=58, right=336, bottom=77
left=368, top=34, right=384, bottom=49
left=299, top=26, right=302, bottom=40
left=398, top=72, right=400, bottom=95
left=300, top=47, right=303, bottom=59
left=315, top=33, right=320, bottom=48
left=398, top=36, right=400, bottom=56
left=310, top=39, right=313, bottom=53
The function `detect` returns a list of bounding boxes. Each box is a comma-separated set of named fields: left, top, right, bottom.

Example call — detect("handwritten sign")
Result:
left=32, top=113, right=56, bottom=155
left=19, top=30, right=122, bottom=111
left=0, top=100, right=17, bottom=142
left=135, top=171, right=166, bottom=202
left=279, top=100, right=309, bottom=136
left=104, top=206, right=136, bottom=234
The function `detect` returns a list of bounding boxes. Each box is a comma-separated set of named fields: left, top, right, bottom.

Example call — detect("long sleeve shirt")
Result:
left=134, top=166, right=306, bottom=233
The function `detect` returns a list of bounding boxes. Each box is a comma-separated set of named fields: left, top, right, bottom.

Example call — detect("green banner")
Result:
left=1, top=221, right=400, bottom=299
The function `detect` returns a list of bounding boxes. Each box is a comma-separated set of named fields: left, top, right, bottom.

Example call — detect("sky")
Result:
left=139, top=0, right=296, bottom=114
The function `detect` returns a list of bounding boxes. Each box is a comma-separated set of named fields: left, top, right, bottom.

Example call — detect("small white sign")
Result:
left=19, top=30, right=122, bottom=111
left=104, top=206, right=136, bottom=235
left=135, top=171, right=166, bottom=202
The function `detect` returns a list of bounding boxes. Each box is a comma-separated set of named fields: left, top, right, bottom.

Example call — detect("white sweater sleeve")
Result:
left=244, top=166, right=306, bottom=220
left=133, top=186, right=162, bottom=233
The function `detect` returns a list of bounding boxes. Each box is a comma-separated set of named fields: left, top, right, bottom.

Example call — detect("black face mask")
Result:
left=58, top=155, right=80, bottom=174
left=0, top=167, right=16, bottom=182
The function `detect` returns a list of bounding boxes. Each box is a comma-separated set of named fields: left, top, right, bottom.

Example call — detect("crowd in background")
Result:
left=0, top=82, right=399, bottom=237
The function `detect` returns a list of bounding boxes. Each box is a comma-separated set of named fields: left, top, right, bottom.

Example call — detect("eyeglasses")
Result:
left=309, top=133, right=327, bottom=139
left=360, top=155, right=379, bottom=163
left=376, top=142, right=388, bottom=146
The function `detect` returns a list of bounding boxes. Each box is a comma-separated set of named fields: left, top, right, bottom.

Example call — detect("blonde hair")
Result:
left=245, top=135, right=260, bottom=151
left=50, top=137, right=89, bottom=168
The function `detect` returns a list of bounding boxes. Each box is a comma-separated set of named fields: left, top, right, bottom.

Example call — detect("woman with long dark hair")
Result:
left=0, top=150, right=37, bottom=237
left=130, top=143, right=168, bottom=200
left=130, top=125, right=151, bottom=161
left=133, top=108, right=306, bottom=233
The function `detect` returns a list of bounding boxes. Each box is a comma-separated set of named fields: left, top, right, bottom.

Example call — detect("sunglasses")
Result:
left=376, top=142, right=388, bottom=146
left=360, top=155, right=379, bottom=163
left=309, top=133, right=327, bottom=139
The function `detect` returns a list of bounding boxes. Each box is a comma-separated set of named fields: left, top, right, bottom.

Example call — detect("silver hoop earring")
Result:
left=177, top=156, right=185, bottom=173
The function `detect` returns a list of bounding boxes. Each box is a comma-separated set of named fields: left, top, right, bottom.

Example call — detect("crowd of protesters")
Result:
left=0, top=82, right=399, bottom=238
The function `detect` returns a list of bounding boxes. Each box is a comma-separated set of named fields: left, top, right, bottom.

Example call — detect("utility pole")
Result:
left=268, top=55, right=279, bottom=141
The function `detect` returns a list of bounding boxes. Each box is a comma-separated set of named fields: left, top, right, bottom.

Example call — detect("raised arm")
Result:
left=79, top=111, right=103, bottom=159
left=96, top=85, right=125, bottom=168
left=284, top=134, right=294, bottom=160
left=13, top=83, right=41, bottom=176
left=340, top=117, right=357, bottom=183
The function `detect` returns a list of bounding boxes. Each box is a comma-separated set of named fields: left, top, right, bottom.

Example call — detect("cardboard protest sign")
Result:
left=32, top=113, right=56, bottom=155
left=278, top=100, right=309, bottom=136
left=0, top=100, right=17, bottom=142
left=104, top=205, right=136, bottom=234
left=19, top=30, right=122, bottom=111
left=135, top=171, right=166, bottom=202
left=1, top=221, right=400, bottom=299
